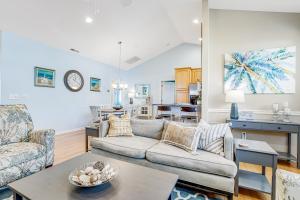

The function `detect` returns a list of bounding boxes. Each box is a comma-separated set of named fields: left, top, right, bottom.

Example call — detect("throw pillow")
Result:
left=196, top=120, right=230, bottom=156
left=107, top=114, right=134, bottom=137
left=161, top=122, right=199, bottom=152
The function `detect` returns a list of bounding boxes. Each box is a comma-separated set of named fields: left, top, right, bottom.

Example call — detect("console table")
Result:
left=227, top=118, right=300, bottom=169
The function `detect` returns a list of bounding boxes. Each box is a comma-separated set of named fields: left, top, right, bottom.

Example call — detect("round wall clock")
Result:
left=64, top=70, right=84, bottom=92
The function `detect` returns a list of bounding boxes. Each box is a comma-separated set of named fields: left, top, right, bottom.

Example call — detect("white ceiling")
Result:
left=0, top=0, right=202, bottom=70
left=0, top=0, right=299, bottom=70
left=209, top=0, right=300, bottom=13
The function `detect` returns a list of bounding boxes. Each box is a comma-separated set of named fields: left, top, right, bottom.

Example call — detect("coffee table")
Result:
left=8, top=153, right=178, bottom=200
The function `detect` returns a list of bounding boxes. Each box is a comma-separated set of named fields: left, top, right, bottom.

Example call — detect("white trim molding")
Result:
left=208, top=108, right=300, bottom=116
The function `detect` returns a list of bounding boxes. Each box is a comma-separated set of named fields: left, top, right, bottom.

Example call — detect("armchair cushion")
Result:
left=276, top=169, right=300, bottom=200
left=0, top=104, right=33, bottom=145
left=29, top=129, right=55, bottom=166
left=0, top=142, right=45, bottom=171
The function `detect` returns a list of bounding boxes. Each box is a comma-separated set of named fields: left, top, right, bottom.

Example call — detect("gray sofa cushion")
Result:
left=91, top=136, right=159, bottom=159
left=130, top=119, right=165, bottom=139
left=146, top=143, right=237, bottom=178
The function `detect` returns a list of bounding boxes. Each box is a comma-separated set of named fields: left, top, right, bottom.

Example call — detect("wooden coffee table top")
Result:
left=8, top=153, right=178, bottom=200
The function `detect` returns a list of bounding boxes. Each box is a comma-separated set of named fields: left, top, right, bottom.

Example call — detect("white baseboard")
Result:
left=56, top=127, right=85, bottom=135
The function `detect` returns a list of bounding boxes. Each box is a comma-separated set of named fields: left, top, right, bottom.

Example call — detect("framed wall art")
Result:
left=34, top=67, right=56, bottom=88
left=90, top=77, right=101, bottom=92
left=224, top=46, right=296, bottom=94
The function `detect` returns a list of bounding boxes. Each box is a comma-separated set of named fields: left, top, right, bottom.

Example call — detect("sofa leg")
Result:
left=228, top=193, right=234, bottom=200
left=46, top=164, right=53, bottom=168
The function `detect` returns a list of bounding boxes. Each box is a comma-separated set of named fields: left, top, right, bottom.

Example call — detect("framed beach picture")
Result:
left=90, top=77, right=101, bottom=92
left=34, top=67, right=56, bottom=88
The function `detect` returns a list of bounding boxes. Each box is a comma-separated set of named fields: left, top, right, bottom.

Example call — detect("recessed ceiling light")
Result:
left=193, top=19, right=200, bottom=24
left=198, top=38, right=202, bottom=41
left=85, top=16, right=93, bottom=24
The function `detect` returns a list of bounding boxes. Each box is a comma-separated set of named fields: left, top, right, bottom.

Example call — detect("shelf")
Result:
left=239, top=170, right=271, bottom=194
left=278, top=152, right=297, bottom=162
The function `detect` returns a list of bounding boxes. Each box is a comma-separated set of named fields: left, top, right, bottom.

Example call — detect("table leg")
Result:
left=234, top=159, right=239, bottom=196
left=298, top=132, right=300, bottom=169
left=13, top=192, right=22, bottom=200
left=262, top=166, right=266, bottom=175
left=271, top=155, right=278, bottom=200
left=85, top=134, right=89, bottom=152
left=288, top=132, right=291, bottom=156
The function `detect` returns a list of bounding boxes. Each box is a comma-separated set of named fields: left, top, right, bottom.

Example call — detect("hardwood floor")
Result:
left=54, top=130, right=300, bottom=200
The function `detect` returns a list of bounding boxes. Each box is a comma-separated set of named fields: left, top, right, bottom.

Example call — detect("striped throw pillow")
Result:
left=107, top=114, right=134, bottom=137
left=197, top=120, right=230, bottom=156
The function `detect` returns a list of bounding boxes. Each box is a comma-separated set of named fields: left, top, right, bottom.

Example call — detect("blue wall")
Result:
left=125, top=43, right=201, bottom=103
left=0, top=32, right=120, bottom=133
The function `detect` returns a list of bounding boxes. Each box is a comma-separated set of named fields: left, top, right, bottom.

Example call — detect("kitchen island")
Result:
left=152, top=103, right=201, bottom=122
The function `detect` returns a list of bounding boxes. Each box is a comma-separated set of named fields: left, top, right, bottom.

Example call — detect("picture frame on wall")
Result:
left=34, top=67, right=56, bottom=88
left=90, top=77, right=101, bottom=92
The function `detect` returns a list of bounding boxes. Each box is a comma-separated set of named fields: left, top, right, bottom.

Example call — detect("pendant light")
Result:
left=112, top=41, right=128, bottom=89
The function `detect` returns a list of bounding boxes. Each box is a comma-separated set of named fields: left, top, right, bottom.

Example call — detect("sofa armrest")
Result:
left=99, top=120, right=109, bottom=138
left=29, top=129, right=55, bottom=166
left=224, top=128, right=234, bottom=161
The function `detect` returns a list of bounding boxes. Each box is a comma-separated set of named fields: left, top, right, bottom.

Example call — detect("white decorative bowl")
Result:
left=68, top=161, right=118, bottom=188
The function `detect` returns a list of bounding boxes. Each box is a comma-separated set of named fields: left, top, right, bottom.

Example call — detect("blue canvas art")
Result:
left=224, top=46, right=296, bottom=94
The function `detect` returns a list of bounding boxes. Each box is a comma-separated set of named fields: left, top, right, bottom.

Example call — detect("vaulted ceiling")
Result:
left=0, top=0, right=202, bottom=70
left=0, top=0, right=299, bottom=70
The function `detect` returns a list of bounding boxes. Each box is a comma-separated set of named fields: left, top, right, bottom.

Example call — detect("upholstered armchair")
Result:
left=0, top=104, right=55, bottom=187
left=276, top=169, right=300, bottom=199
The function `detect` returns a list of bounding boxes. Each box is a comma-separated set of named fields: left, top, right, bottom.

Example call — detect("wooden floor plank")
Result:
left=54, top=130, right=300, bottom=200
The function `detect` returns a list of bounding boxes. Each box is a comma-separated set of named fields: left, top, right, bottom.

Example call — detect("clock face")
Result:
left=64, top=70, right=84, bottom=92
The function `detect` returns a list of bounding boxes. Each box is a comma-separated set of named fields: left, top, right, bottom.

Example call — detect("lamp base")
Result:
left=230, top=103, right=239, bottom=120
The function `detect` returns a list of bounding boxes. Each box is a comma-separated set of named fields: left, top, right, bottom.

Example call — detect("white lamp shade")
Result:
left=225, top=90, right=245, bottom=103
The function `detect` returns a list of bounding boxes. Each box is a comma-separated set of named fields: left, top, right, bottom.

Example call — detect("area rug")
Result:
left=171, top=186, right=222, bottom=200
left=0, top=186, right=222, bottom=200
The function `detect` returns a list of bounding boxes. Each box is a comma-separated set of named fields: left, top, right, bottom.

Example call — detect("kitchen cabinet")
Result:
left=175, top=90, right=189, bottom=103
left=175, top=67, right=201, bottom=103
left=191, top=68, right=201, bottom=83
left=175, top=68, right=191, bottom=90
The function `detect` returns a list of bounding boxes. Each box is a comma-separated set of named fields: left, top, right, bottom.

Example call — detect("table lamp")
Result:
left=225, top=90, right=245, bottom=120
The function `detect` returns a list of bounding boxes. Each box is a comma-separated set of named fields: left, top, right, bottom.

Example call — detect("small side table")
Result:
left=235, top=139, right=278, bottom=200
left=85, top=126, right=99, bottom=152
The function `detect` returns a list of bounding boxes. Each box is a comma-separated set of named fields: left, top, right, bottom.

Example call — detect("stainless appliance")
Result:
left=189, top=83, right=200, bottom=105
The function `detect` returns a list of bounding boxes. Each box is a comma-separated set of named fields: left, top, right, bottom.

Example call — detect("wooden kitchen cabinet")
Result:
left=191, top=68, right=201, bottom=83
left=175, top=67, right=201, bottom=103
left=175, top=90, right=189, bottom=103
left=175, top=68, right=191, bottom=90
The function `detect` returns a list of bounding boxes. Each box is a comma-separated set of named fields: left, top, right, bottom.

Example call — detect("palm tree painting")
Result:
left=224, top=46, right=296, bottom=94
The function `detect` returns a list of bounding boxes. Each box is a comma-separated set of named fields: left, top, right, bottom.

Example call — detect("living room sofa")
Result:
left=0, top=104, right=55, bottom=188
left=91, top=119, right=237, bottom=197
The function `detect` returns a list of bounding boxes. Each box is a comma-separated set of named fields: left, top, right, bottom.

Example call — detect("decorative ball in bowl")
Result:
left=69, top=161, right=118, bottom=187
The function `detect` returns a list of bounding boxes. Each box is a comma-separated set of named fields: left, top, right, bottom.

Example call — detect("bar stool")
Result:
left=180, top=106, right=197, bottom=122
left=155, top=105, right=174, bottom=120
